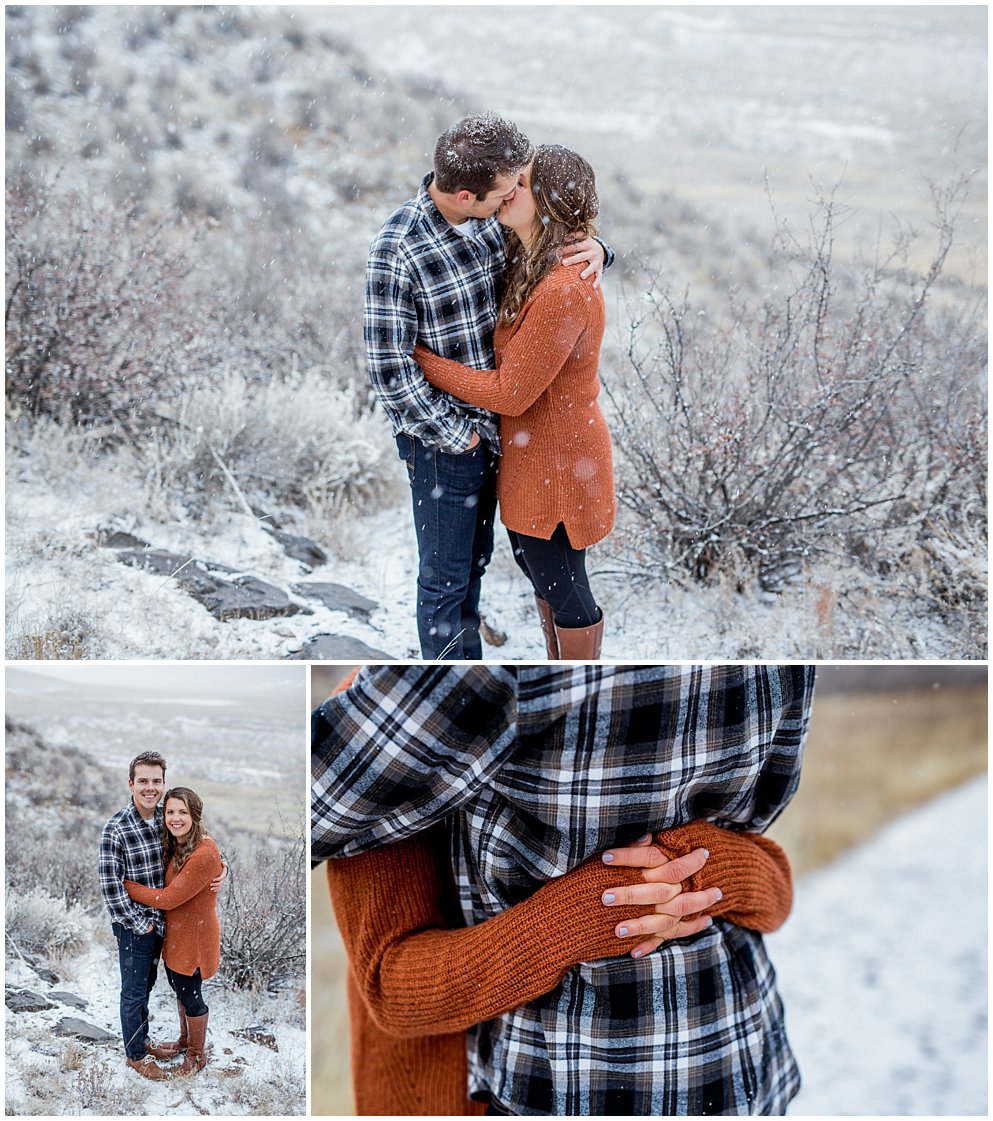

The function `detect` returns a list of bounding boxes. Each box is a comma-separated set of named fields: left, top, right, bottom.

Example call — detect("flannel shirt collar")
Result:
left=417, top=172, right=501, bottom=247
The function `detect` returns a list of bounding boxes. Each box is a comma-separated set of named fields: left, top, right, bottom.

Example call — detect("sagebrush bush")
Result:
left=604, top=176, right=987, bottom=606
left=219, top=834, right=305, bottom=992
left=5, top=890, right=89, bottom=958
left=148, top=365, right=400, bottom=517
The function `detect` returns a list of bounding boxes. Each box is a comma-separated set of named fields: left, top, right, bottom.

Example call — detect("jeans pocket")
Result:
left=395, top=433, right=415, bottom=477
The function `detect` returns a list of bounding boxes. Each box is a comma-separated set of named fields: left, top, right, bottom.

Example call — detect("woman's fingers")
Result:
left=640, top=847, right=710, bottom=884
left=603, top=883, right=722, bottom=915
left=602, top=844, right=710, bottom=884
left=627, top=913, right=715, bottom=959
left=602, top=880, right=682, bottom=908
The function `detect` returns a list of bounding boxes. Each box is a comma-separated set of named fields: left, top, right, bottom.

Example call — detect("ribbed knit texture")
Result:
left=329, top=821, right=792, bottom=1115
left=414, top=264, right=615, bottom=550
left=125, top=837, right=222, bottom=980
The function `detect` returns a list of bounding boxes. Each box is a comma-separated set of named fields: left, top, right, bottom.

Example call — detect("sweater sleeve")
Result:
left=124, top=841, right=222, bottom=911
left=652, top=820, right=793, bottom=933
left=413, top=272, right=593, bottom=417
left=328, top=819, right=793, bottom=1038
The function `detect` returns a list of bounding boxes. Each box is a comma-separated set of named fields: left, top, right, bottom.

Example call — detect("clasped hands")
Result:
left=600, top=835, right=720, bottom=960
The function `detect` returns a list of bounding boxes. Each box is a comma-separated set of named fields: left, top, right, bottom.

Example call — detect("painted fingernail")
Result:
left=703, top=917, right=713, bottom=927
left=618, top=926, right=629, bottom=937
left=702, top=850, right=710, bottom=859
left=714, top=889, right=723, bottom=901
left=637, top=833, right=652, bottom=842
left=602, top=893, right=616, bottom=905
left=602, top=852, right=614, bottom=863
left=631, top=949, right=644, bottom=959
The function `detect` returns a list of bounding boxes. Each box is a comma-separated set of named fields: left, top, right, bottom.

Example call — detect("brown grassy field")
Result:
left=311, top=674, right=987, bottom=1115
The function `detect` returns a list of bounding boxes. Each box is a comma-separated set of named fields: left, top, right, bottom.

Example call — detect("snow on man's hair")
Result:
left=433, top=112, right=533, bottom=200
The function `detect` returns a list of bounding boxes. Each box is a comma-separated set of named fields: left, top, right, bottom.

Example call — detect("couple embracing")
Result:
left=366, top=111, right=615, bottom=660
left=99, top=751, right=224, bottom=1080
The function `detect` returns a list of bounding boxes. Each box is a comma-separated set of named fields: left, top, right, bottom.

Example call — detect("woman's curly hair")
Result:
left=499, top=144, right=599, bottom=325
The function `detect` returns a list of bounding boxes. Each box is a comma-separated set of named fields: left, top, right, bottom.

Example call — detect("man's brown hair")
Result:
left=433, top=112, right=533, bottom=200
left=129, top=750, right=167, bottom=782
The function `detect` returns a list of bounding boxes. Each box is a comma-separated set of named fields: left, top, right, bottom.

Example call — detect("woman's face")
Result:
left=165, top=797, right=193, bottom=841
left=497, top=163, right=537, bottom=239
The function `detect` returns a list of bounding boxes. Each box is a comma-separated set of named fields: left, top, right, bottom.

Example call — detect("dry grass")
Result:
left=310, top=676, right=988, bottom=1114
left=312, top=866, right=355, bottom=1117
left=768, top=682, right=988, bottom=874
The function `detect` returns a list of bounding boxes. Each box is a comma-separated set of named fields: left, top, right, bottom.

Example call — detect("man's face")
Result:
left=129, top=764, right=164, bottom=820
left=463, top=170, right=520, bottom=218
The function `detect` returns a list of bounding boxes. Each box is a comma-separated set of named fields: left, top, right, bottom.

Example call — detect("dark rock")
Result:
left=115, top=549, right=307, bottom=622
left=99, top=529, right=152, bottom=549
left=49, top=990, right=89, bottom=1010
left=6, top=988, right=55, bottom=1013
left=291, top=582, right=377, bottom=620
left=229, top=1025, right=278, bottom=1052
left=54, top=1017, right=117, bottom=1043
left=288, top=635, right=394, bottom=660
left=263, top=526, right=328, bottom=568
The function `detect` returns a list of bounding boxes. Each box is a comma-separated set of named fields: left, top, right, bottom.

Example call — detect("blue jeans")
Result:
left=113, top=923, right=162, bottom=1060
left=397, top=433, right=497, bottom=660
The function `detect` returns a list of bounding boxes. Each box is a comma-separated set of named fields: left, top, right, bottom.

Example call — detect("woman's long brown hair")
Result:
left=161, top=786, right=207, bottom=872
left=499, top=144, right=600, bottom=325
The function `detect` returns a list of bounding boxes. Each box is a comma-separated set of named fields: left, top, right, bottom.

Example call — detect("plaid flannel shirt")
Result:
left=99, top=801, right=166, bottom=935
left=312, top=663, right=815, bottom=1116
left=364, top=173, right=504, bottom=454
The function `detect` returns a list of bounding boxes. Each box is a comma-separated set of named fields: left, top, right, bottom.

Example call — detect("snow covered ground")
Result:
left=770, top=774, right=988, bottom=1116
left=4, top=936, right=305, bottom=1116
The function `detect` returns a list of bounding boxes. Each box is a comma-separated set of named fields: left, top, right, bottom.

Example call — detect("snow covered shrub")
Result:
left=4, top=175, right=203, bottom=433
left=151, top=365, right=400, bottom=518
left=606, top=176, right=987, bottom=608
left=5, top=890, right=89, bottom=958
left=219, top=835, right=305, bottom=992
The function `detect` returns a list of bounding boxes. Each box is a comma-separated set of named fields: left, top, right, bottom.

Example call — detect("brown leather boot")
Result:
left=554, top=611, right=604, bottom=660
left=175, top=1013, right=208, bottom=1075
left=146, top=1001, right=188, bottom=1059
left=126, top=1054, right=170, bottom=1081
left=534, top=595, right=559, bottom=659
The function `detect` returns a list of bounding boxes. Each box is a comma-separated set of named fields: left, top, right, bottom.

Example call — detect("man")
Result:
left=364, top=112, right=609, bottom=659
left=312, top=663, right=815, bottom=1115
left=99, top=751, right=225, bottom=1080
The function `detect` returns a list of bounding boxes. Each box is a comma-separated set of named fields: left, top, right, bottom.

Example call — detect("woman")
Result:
left=414, top=144, right=614, bottom=660
left=125, top=787, right=222, bottom=1077
left=321, top=671, right=795, bottom=1115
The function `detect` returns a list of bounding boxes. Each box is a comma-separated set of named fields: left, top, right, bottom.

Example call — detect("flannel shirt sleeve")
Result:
left=364, top=242, right=478, bottom=452
left=311, top=664, right=519, bottom=860
left=99, top=821, right=155, bottom=933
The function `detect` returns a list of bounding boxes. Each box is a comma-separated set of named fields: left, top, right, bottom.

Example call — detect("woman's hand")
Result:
left=601, top=836, right=721, bottom=959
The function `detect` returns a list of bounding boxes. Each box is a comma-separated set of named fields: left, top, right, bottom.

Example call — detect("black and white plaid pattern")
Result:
left=364, top=174, right=504, bottom=454
left=312, top=664, right=815, bottom=1115
left=99, top=801, right=166, bottom=935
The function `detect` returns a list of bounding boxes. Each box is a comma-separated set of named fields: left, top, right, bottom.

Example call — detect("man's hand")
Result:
left=210, top=861, right=229, bottom=895
left=560, top=236, right=606, bottom=288
left=601, top=836, right=719, bottom=958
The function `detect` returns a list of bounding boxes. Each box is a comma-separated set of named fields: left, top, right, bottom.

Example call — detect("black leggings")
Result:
left=166, top=965, right=208, bottom=1018
left=507, top=524, right=600, bottom=629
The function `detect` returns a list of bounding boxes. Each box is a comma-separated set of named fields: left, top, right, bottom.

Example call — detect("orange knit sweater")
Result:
left=328, top=820, right=793, bottom=1116
left=125, top=837, right=222, bottom=980
left=414, top=264, right=615, bottom=550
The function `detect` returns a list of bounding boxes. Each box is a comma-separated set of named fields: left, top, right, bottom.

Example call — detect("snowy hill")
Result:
left=770, top=775, right=988, bottom=1116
